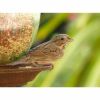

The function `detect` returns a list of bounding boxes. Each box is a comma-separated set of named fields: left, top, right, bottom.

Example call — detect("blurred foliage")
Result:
left=36, top=13, right=68, bottom=42
left=26, top=13, right=100, bottom=87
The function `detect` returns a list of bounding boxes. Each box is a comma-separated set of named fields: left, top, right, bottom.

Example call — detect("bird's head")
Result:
left=51, top=34, right=73, bottom=49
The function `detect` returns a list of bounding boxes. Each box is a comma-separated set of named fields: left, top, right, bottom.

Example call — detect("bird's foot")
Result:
left=33, top=62, right=54, bottom=69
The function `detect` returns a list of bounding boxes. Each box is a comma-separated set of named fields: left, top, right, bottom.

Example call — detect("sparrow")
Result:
left=0, top=34, right=72, bottom=69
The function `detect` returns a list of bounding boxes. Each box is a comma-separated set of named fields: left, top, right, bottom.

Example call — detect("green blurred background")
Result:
left=26, top=13, right=100, bottom=87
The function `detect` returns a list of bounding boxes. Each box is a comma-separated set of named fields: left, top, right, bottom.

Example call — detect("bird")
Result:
left=0, top=34, right=73, bottom=68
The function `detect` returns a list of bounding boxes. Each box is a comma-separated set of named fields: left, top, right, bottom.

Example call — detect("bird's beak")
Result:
left=66, top=36, right=73, bottom=43
left=63, top=37, right=73, bottom=49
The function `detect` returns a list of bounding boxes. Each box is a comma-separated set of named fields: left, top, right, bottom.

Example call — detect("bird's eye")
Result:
left=61, top=37, right=64, bottom=40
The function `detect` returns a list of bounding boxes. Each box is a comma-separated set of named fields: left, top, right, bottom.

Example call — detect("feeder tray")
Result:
left=0, top=65, right=52, bottom=87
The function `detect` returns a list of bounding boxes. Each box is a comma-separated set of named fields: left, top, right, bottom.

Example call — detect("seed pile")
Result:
left=0, top=13, right=33, bottom=64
